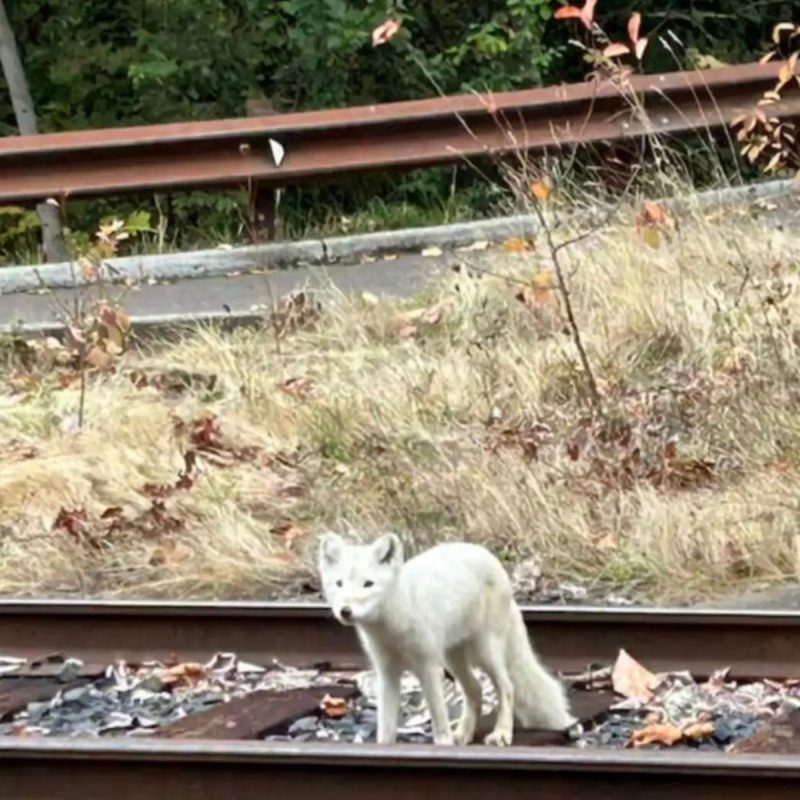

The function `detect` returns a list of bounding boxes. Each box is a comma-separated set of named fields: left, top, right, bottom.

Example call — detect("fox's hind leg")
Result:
left=476, top=633, right=515, bottom=746
left=445, top=645, right=482, bottom=745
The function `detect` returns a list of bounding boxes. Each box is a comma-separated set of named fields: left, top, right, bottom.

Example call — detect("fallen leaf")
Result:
left=612, top=649, right=657, bottom=702
left=629, top=723, right=683, bottom=747
left=501, top=237, right=531, bottom=253
left=53, top=507, right=88, bottom=537
left=593, top=533, right=617, bottom=550
left=641, top=226, right=660, bottom=249
left=421, top=245, right=443, bottom=257
left=278, top=376, right=315, bottom=401
left=682, top=721, right=715, bottom=740
left=531, top=271, right=555, bottom=303
left=643, top=201, right=666, bottom=225
left=320, top=694, right=349, bottom=718
left=85, top=346, right=112, bottom=370
left=457, top=240, right=489, bottom=252
left=530, top=179, right=552, bottom=201
left=271, top=522, right=304, bottom=550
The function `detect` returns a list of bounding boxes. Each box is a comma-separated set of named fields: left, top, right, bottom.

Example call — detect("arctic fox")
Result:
left=318, top=533, right=574, bottom=746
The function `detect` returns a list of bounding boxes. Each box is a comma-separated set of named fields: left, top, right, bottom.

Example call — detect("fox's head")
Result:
left=318, top=532, right=404, bottom=626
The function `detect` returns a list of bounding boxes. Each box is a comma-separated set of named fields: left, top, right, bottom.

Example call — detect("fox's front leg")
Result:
left=417, top=662, right=454, bottom=745
left=376, top=663, right=402, bottom=744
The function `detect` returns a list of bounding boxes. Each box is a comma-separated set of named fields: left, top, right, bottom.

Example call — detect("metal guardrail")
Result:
left=0, top=61, right=798, bottom=204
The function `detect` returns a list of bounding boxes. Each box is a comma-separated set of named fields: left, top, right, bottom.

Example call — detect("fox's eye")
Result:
left=336, top=579, right=343, bottom=588
left=363, top=580, right=374, bottom=588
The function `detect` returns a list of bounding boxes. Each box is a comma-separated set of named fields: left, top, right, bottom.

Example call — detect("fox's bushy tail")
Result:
left=506, top=605, right=575, bottom=729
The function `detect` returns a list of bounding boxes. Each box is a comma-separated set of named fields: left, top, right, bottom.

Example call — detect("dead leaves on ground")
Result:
left=629, top=720, right=715, bottom=748
left=604, top=649, right=718, bottom=749
left=612, top=649, right=658, bottom=703
left=395, top=300, right=449, bottom=339
left=486, top=418, right=552, bottom=461
left=635, top=201, right=668, bottom=249
left=515, top=271, right=556, bottom=308
left=565, top=412, right=716, bottom=495
left=270, top=290, right=321, bottom=338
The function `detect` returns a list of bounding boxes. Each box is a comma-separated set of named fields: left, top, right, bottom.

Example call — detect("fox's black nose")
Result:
left=341, top=606, right=353, bottom=621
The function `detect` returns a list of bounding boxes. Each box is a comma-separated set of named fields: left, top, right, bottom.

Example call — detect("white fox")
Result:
left=318, top=533, right=574, bottom=746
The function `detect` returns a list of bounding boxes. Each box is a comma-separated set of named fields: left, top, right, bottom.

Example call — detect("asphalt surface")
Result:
left=0, top=252, right=456, bottom=329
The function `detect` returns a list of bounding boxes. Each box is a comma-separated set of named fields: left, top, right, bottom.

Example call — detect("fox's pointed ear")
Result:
left=372, top=533, right=403, bottom=566
left=319, top=533, right=345, bottom=567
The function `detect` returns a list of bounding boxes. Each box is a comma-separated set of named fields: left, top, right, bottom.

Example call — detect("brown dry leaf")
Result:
left=397, top=322, right=417, bottom=338
left=157, top=661, right=207, bottom=686
left=85, top=346, right=112, bottom=370
left=501, top=237, right=531, bottom=253
left=593, top=533, right=617, bottom=550
left=320, top=694, right=349, bottom=718
left=278, top=376, right=315, bottom=401
left=531, top=271, right=555, bottom=303
left=629, top=723, right=683, bottom=748
left=530, top=180, right=552, bottom=201
left=682, top=721, right=716, bottom=740
left=53, top=507, right=88, bottom=537
left=271, top=522, right=305, bottom=551
left=643, top=201, right=666, bottom=225
left=612, top=649, right=657, bottom=702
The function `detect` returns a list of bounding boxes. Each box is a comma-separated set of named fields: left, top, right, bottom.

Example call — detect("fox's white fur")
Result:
left=318, top=534, right=574, bottom=746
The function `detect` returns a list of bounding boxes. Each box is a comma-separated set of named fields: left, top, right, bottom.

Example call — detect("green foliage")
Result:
left=0, top=1, right=794, bottom=261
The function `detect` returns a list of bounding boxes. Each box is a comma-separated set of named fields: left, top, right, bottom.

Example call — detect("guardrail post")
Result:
left=246, top=97, right=279, bottom=242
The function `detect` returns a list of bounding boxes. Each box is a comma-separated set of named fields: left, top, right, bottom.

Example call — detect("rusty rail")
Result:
left=2, top=736, right=800, bottom=800
left=1, top=600, right=800, bottom=679
left=1, top=61, right=798, bottom=204
left=1, top=601, right=799, bottom=798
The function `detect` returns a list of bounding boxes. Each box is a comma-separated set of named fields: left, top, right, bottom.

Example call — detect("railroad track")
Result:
left=0, top=600, right=799, bottom=798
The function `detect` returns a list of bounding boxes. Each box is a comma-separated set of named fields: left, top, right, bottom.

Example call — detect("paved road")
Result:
left=0, top=252, right=457, bottom=328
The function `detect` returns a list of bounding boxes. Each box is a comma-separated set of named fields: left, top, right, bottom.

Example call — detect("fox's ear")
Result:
left=372, top=532, right=403, bottom=566
left=319, top=532, right=345, bottom=567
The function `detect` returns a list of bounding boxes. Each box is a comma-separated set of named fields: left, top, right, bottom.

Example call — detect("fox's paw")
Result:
left=484, top=727, right=512, bottom=747
left=433, top=732, right=455, bottom=746
left=453, top=720, right=476, bottom=746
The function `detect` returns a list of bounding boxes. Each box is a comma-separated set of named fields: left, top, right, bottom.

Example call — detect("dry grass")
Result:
left=2, top=197, right=800, bottom=602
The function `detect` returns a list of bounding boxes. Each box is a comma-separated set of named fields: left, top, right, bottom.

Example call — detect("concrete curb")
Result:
left=0, top=309, right=268, bottom=339
left=1, top=178, right=796, bottom=295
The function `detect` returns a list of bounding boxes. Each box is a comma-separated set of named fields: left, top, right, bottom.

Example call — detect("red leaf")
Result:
left=554, top=5, right=582, bottom=20
left=580, top=0, right=598, bottom=29
left=371, top=18, right=401, bottom=47
left=628, top=12, right=641, bottom=44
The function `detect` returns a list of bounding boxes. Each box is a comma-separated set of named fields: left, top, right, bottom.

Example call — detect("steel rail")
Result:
left=1, top=600, right=799, bottom=679
left=1, top=737, right=799, bottom=800
left=1, top=61, right=798, bottom=204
